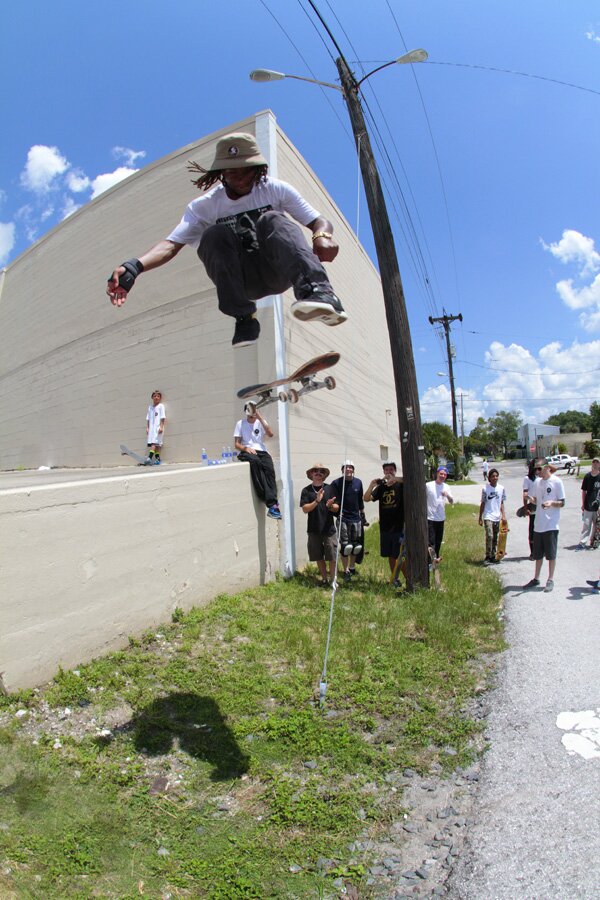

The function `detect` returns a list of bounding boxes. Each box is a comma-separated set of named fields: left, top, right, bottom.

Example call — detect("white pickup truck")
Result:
left=547, top=453, right=579, bottom=471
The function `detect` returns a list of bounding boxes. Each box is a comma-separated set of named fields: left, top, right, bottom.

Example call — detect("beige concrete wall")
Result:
left=0, top=112, right=399, bottom=479
left=0, top=464, right=280, bottom=691
left=0, top=112, right=400, bottom=663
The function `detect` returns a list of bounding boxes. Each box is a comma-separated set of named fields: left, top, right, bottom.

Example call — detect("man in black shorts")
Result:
left=365, top=462, right=405, bottom=585
left=300, top=463, right=339, bottom=586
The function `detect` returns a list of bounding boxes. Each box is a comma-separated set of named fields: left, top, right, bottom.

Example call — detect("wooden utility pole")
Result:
left=428, top=312, right=462, bottom=438
left=336, top=56, right=429, bottom=589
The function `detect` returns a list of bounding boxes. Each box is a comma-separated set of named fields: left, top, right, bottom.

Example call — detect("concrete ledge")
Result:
left=0, top=464, right=279, bottom=690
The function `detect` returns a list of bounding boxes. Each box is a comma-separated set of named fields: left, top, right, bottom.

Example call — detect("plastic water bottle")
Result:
left=227, top=445, right=233, bottom=463
left=222, top=446, right=228, bottom=464
left=201, top=448, right=208, bottom=466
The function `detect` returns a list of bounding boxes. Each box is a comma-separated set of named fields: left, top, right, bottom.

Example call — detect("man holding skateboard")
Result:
left=524, top=462, right=565, bottom=593
left=478, top=468, right=507, bottom=564
left=106, top=132, right=347, bottom=348
left=234, top=402, right=281, bottom=519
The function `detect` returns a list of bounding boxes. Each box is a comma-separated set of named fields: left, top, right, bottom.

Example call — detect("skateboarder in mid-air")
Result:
left=106, top=132, right=348, bottom=348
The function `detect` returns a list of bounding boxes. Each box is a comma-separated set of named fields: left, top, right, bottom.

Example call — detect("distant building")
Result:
left=518, top=423, right=591, bottom=459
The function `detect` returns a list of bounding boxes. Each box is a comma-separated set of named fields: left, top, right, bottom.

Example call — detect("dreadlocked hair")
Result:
left=187, top=161, right=268, bottom=191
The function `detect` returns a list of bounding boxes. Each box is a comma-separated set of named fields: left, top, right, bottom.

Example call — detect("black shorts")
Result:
left=380, top=530, right=404, bottom=558
left=533, top=530, right=558, bottom=561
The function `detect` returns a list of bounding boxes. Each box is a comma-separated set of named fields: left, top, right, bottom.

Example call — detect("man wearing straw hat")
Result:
left=300, top=463, right=339, bottom=587
left=107, top=131, right=347, bottom=348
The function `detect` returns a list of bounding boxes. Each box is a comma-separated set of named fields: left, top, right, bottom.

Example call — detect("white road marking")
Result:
left=556, top=708, right=600, bottom=759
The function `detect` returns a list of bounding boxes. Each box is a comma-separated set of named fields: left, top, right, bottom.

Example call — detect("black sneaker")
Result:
left=523, top=578, right=540, bottom=590
left=232, top=314, right=260, bottom=347
left=291, top=289, right=348, bottom=326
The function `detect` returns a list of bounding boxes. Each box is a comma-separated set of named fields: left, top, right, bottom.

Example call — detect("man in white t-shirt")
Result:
left=426, top=466, right=454, bottom=561
left=234, top=402, right=281, bottom=519
left=524, top=462, right=565, bottom=593
left=107, top=132, right=348, bottom=348
left=478, top=468, right=506, bottom=564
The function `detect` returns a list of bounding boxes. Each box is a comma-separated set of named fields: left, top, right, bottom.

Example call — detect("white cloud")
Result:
left=542, top=229, right=600, bottom=331
left=586, top=29, right=600, bottom=44
left=20, top=145, right=69, bottom=193
left=112, top=146, right=146, bottom=167
left=66, top=170, right=91, bottom=193
left=481, top=339, right=599, bottom=421
left=90, top=166, right=138, bottom=199
left=61, top=197, right=81, bottom=219
left=419, top=382, right=485, bottom=432
left=0, top=221, right=16, bottom=265
left=542, top=229, right=600, bottom=276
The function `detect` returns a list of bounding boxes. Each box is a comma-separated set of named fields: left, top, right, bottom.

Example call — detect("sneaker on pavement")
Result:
left=267, top=504, right=282, bottom=520
left=586, top=579, right=599, bottom=590
left=342, top=543, right=353, bottom=557
left=544, top=579, right=554, bottom=593
left=524, top=578, right=540, bottom=589
left=232, top=314, right=260, bottom=347
left=291, top=290, right=348, bottom=326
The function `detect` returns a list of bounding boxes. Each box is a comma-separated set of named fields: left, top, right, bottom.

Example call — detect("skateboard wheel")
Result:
left=278, top=391, right=288, bottom=403
left=288, top=388, right=299, bottom=404
left=324, top=376, right=336, bottom=390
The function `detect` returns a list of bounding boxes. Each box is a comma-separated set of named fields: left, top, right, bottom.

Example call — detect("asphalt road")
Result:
left=449, top=460, right=600, bottom=899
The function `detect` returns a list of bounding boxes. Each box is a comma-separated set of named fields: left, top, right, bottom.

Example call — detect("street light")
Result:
left=249, top=50, right=428, bottom=91
left=250, top=49, right=430, bottom=589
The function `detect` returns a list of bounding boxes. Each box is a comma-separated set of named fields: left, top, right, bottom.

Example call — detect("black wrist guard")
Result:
left=109, top=258, right=144, bottom=291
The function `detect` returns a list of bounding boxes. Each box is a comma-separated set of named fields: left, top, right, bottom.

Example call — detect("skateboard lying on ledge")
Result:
left=237, top=351, right=340, bottom=410
left=120, top=444, right=153, bottom=466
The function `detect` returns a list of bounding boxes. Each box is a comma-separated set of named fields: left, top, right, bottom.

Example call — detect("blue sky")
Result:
left=2, top=0, right=600, bottom=432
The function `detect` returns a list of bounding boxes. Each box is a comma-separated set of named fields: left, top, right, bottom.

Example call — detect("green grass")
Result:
left=0, top=504, right=504, bottom=898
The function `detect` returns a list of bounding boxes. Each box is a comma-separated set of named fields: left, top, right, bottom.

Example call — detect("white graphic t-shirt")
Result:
left=167, top=178, right=319, bottom=249
left=234, top=418, right=267, bottom=453
left=531, top=475, right=565, bottom=532
left=146, top=403, right=165, bottom=445
left=481, top=483, right=506, bottom=522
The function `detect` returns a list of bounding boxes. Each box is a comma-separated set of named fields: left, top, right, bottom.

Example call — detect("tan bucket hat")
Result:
left=208, top=133, right=268, bottom=171
left=306, top=463, right=331, bottom=479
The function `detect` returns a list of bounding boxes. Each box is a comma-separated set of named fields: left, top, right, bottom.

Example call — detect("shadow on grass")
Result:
left=131, top=692, right=249, bottom=781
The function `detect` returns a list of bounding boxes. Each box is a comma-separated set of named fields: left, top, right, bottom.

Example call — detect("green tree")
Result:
left=422, top=422, right=460, bottom=477
left=467, top=417, right=493, bottom=456
left=488, top=410, right=523, bottom=457
left=589, top=402, right=600, bottom=438
left=546, top=410, right=592, bottom=433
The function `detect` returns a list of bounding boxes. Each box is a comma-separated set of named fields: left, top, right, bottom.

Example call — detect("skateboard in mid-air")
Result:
left=120, top=444, right=153, bottom=466
left=495, top=520, right=509, bottom=561
left=237, top=351, right=340, bottom=410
